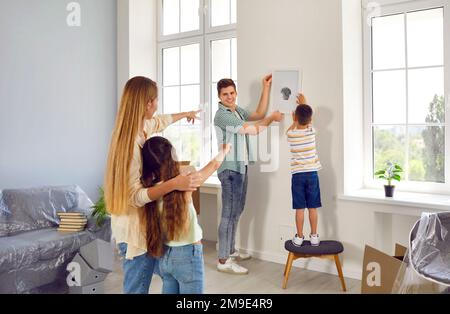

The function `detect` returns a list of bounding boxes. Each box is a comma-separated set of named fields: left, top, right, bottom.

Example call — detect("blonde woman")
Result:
left=104, top=76, right=202, bottom=294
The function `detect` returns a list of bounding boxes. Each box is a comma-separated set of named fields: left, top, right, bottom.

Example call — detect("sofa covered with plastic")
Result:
left=0, top=185, right=111, bottom=294
left=393, top=212, right=450, bottom=294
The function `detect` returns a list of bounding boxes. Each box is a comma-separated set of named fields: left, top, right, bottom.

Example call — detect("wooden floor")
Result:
left=104, top=241, right=361, bottom=294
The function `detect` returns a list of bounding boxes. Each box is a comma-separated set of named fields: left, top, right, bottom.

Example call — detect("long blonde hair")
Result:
left=104, top=77, right=158, bottom=215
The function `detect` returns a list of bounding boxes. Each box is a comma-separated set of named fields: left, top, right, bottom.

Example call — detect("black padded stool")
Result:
left=283, top=240, right=347, bottom=292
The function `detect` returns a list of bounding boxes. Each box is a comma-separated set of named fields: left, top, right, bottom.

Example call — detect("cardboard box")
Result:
left=361, top=244, right=407, bottom=294
left=361, top=244, right=441, bottom=294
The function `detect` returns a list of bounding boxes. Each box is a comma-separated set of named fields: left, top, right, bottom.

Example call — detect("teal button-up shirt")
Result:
left=214, top=102, right=255, bottom=175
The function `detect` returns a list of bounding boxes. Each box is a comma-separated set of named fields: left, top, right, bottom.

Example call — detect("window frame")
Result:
left=363, top=0, right=450, bottom=194
left=157, top=0, right=237, bottom=167
left=205, top=31, right=237, bottom=159
left=157, top=0, right=205, bottom=42
left=205, top=0, right=237, bottom=34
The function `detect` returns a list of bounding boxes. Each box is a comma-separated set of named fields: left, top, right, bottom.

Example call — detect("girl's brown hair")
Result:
left=141, top=137, right=189, bottom=257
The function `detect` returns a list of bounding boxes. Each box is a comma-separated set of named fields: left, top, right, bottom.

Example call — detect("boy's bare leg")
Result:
left=309, top=208, right=318, bottom=235
left=295, top=210, right=305, bottom=237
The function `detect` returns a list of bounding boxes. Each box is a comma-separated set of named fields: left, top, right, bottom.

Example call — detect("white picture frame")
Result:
left=271, top=69, right=302, bottom=113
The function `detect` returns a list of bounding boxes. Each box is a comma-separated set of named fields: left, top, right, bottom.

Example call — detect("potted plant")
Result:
left=91, top=187, right=108, bottom=227
left=375, top=162, right=403, bottom=197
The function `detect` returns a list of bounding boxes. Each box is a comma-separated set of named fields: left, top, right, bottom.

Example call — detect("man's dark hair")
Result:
left=217, top=79, right=237, bottom=95
left=295, top=104, right=313, bottom=125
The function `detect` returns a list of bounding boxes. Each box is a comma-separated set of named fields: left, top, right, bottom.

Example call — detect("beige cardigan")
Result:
left=111, top=114, right=173, bottom=260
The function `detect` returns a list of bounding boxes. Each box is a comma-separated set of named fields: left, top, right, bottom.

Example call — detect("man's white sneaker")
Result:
left=292, top=234, right=304, bottom=247
left=310, top=234, right=320, bottom=247
left=230, top=251, right=252, bottom=261
left=217, top=258, right=249, bottom=275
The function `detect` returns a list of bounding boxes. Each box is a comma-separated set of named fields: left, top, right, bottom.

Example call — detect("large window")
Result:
left=364, top=0, right=449, bottom=193
left=158, top=0, right=237, bottom=167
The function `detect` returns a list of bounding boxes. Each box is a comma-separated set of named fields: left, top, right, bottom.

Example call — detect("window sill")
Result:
left=338, top=189, right=450, bottom=216
left=200, top=176, right=221, bottom=194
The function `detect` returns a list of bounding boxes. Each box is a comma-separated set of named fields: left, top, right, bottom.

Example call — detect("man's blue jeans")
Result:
left=218, top=168, right=248, bottom=260
left=159, top=244, right=204, bottom=294
left=117, top=243, right=160, bottom=294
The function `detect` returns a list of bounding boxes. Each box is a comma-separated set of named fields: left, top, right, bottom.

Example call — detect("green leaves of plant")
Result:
left=375, top=161, right=404, bottom=184
left=91, top=187, right=107, bottom=227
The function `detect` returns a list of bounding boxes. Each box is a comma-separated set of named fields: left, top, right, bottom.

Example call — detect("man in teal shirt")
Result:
left=214, top=75, right=284, bottom=275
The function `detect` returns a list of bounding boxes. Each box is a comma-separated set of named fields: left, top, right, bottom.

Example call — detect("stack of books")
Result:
left=57, top=212, right=87, bottom=233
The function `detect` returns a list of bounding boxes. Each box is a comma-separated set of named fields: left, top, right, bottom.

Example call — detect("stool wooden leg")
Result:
left=334, top=254, right=347, bottom=292
left=283, top=254, right=290, bottom=276
left=282, top=253, right=295, bottom=289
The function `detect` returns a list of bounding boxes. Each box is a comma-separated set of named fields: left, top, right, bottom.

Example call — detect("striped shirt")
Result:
left=287, top=127, right=322, bottom=174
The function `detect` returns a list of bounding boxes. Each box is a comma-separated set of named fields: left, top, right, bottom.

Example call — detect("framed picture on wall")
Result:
left=271, top=69, right=302, bottom=113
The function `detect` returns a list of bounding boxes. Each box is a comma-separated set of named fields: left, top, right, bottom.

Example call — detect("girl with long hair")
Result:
left=104, top=76, right=202, bottom=294
left=141, top=137, right=231, bottom=294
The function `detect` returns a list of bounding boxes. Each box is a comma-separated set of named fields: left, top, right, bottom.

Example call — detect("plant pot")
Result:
left=384, top=185, right=395, bottom=198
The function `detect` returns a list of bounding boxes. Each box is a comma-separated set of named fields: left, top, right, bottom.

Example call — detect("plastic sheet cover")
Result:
left=0, top=186, right=111, bottom=294
left=392, top=212, right=450, bottom=294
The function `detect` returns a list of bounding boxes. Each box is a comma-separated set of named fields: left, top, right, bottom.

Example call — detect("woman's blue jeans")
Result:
left=117, top=243, right=160, bottom=294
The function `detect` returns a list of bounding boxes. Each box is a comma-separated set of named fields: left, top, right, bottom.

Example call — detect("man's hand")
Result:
left=263, top=74, right=273, bottom=89
left=186, top=110, right=202, bottom=124
left=270, top=111, right=284, bottom=122
left=296, top=93, right=308, bottom=105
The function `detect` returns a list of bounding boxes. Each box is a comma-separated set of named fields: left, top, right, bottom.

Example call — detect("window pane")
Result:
left=212, top=39, right=231, bottom=82
left=166, top=125, right=201, bottom=167
left=408, top=67, right=445, bottom=124
left=211, top=84, right=220, bottom=157
left=231, top=38, right=237, bottom=81
left=163, top=0, right=179, bottom=36
left=211, top=0, right=230, bottom=27
left=409, top=126, right=445, bottom=183
left=181, top=44, right=200, bottom=85
left=231, top=0, right=237, bottom=24
left=163, top=47, right=180, bottom=86
left=373, top=70, right=406, bottom=124
left=373, top=126, right=406, bottom=176
left=181, top=85, right=201, bottom=126
left=180, top=0, right=200, bottom=33
left=407, top=8, right=444, bottom=68
left=163, top=87, right=180, bottom=114
left=372, top=14, right=405, bottom=70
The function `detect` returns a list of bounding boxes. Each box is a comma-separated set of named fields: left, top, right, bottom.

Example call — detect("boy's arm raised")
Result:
left=297, top=93, right=308, bottom=105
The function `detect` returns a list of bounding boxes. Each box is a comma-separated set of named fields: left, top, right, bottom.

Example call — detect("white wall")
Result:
left=0, top=0, right=117, bottom=200
left=235, top=0, right=419, bottom=280
left=117, top=0, right=158, bottom=100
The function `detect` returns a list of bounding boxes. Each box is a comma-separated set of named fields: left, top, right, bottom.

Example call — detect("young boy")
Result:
left=287, top=94, right=322, bottom=247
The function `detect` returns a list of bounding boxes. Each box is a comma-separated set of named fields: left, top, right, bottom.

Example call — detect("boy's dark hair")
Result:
left=217, top=79, right=236, bottom=95
left=295, top=104, right=313, bottom=125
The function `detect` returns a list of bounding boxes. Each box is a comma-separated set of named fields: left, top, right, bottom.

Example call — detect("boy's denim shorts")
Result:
left=291, top=171, right=322, bottom=210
